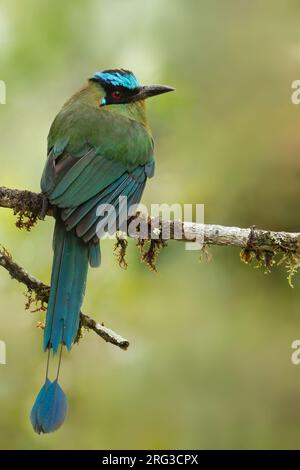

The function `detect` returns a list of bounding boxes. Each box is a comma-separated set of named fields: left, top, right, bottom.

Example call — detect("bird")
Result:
left=30, top=69, right=174, bottom=433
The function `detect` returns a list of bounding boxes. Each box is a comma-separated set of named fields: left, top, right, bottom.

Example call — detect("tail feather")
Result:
left=43, top=218, right=89, bottom=353
left=31, top=379, right=68, bottom=434
left=88, top=243, right=101, bottom=268
left=64, top=248, right=89, bottom=349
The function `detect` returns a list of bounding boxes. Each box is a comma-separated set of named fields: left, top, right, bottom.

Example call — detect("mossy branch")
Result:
left=1, top=186, right=300, bottom=253
left=0, top=245, right=129, bottom=350
left=1, top=185, right=300, bottom=340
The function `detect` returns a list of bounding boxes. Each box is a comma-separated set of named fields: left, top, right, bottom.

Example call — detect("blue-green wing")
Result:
left=61, top=163, right=152, bottom=243
left=41, top=102, right=155, bottom=249
left=41, top=147, right=130, bottom=208
left=41, top=142, right=155, bottom=245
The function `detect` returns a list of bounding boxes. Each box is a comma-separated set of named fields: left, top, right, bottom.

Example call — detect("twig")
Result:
left=0, top=246, right=129, bottom=350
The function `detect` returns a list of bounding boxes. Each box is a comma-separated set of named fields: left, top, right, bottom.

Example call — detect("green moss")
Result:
left=136, top=238, right=168, bottom=272
left=114, top=235, right=128, bottom=269
left=240, top=246, right=300, bottom=286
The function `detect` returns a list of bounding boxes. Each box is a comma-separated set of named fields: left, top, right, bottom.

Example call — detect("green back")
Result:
left=41, top=80, right=154, bottom=208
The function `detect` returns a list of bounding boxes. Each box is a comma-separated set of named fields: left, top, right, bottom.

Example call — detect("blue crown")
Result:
left=93, top=69, right=140, bottom=90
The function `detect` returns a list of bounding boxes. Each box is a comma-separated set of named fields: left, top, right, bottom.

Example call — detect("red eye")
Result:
left=111, top=90, right=122, bottom=100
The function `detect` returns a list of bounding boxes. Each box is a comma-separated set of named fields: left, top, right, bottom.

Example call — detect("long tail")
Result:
left=44, top=217, right=89, bottom=352
left=30, top=217, right=99, bottom=434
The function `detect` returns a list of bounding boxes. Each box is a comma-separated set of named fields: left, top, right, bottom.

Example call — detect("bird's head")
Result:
left=90, top=69, right=174, bottom=106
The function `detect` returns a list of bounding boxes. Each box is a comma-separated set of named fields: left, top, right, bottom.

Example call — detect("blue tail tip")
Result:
left=30, top=379, right=68, bottom=434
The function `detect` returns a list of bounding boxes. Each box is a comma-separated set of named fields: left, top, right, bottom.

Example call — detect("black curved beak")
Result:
left=132, top=84, right=175, bottom=102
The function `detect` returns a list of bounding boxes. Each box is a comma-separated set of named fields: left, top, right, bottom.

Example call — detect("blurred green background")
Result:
left=1, top=0, right=300, bottom=450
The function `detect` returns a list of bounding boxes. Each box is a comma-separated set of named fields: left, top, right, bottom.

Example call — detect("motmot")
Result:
left=30, top=69, right=174, bottom=433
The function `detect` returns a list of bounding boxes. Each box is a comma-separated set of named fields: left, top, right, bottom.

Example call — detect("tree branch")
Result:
left=1, top=185, right=300, bottom=350
left=0, top=245, right=129, bottom=350
left=0, top=186, right=300, bottom=253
